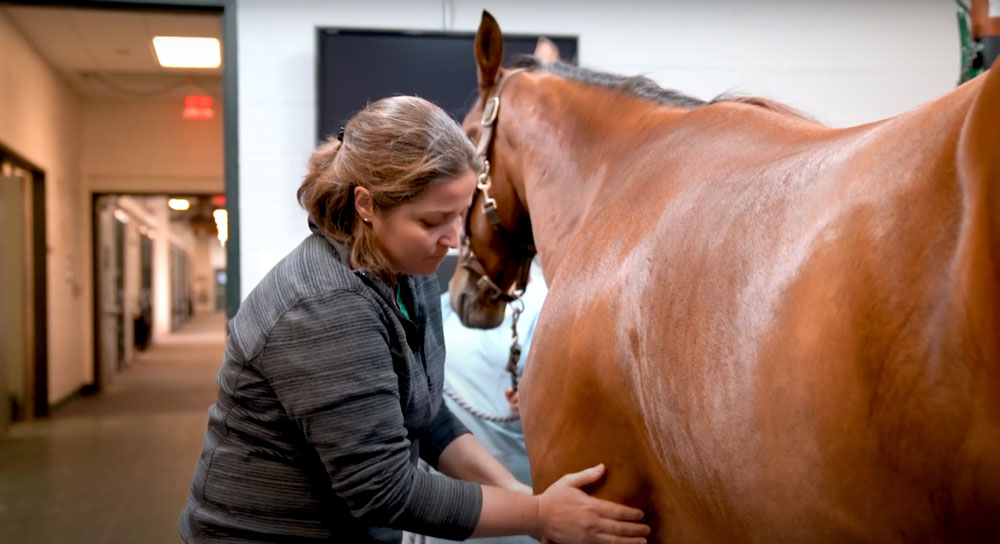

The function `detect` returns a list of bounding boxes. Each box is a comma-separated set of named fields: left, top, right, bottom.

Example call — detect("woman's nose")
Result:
left=441, top=217, right=463, bottom=248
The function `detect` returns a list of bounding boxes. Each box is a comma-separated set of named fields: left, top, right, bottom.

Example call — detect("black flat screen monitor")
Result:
left=317, top=29, right=577, bottom=140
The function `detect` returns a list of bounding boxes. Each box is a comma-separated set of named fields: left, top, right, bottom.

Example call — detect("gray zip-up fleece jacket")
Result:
left=179, top=230, right=483, bottom=543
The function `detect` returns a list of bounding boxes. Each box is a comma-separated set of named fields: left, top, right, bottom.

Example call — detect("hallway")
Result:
left=0, top=313, right=225, bottom=544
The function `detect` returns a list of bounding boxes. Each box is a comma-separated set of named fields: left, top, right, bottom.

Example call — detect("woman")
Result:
left=179, top=96, right=649, bottom=544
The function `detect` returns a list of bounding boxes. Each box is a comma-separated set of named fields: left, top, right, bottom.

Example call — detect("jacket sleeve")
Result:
left=259, top=289, right=482, bottom=540
left=418, top=401, right=471, bottom=468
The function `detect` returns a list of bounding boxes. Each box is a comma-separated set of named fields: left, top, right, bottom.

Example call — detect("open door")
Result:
left=94, top=195, right=126, bottom=389
left=0, top=163, right=41, bottom=427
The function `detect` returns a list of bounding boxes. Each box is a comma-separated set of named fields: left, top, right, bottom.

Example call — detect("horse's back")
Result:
left=523, top=71, right=1000, bottom=542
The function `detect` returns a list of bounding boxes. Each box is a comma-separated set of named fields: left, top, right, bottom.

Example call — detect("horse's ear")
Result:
left=534, top=37, right=560, bottom=64
left=475, top=10, right=504, bottom=88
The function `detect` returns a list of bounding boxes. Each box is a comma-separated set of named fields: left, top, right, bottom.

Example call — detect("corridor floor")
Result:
left=0, top=313, right=226, bottom=544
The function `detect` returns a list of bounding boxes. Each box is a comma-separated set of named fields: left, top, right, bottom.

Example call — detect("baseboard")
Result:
left=49, top=384, right=97, bottom=414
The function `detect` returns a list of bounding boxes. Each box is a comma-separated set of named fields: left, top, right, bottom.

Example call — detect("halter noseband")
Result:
left=462, top=67, right=536, bottom=305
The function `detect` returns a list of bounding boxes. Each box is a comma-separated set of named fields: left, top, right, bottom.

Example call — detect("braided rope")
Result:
left=401, top=530, right=425, bottom=544
left=443, top=385, right=520, bottom=423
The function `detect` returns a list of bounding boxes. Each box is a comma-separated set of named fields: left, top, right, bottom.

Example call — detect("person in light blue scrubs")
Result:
left=427, top=259, right=547, bottom=544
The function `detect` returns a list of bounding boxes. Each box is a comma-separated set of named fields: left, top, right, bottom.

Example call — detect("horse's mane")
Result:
left=507, top=56, right=814, bottom=122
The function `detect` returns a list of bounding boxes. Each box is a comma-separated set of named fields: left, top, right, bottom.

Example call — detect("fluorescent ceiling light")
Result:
left=168, top=198, right=191, bottom=211
left=152, top=36, right=221, bottom=69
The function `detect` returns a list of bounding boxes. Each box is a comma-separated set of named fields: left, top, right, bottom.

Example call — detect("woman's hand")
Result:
left=536, top=464, right=649, bottom=544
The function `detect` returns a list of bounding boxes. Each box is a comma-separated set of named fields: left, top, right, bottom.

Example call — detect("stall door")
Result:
left=0, top=174, right=29, bottom=430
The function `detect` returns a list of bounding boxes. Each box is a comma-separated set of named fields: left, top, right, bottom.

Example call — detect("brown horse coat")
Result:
left=453, top=13, right=1000, bottom=543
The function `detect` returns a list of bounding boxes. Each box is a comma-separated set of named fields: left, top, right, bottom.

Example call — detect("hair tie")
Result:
left=337, top=126, right=345, bottom=142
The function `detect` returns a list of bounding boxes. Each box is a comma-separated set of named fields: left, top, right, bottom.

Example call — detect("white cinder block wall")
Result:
left=237, top=0, right=960, bottom=298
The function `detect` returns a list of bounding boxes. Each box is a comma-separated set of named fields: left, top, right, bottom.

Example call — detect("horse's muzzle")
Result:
left=450, top=281, right=507, bottom=329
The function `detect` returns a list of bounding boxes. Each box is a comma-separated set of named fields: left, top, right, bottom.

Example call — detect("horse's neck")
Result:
left=515, top=84, right=667, bottom=279
left=522, top=141, right=601, bottom=279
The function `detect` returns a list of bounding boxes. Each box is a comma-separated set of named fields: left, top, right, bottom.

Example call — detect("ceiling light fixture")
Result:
left=168, top=198, right=191, bottom=211
left=152, top=36, right=221, bottom=69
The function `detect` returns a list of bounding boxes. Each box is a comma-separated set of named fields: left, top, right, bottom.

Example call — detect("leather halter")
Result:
left=461, top=67, right=536, bottom=304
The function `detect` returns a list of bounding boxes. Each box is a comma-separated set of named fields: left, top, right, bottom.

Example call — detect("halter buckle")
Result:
left=481, top=97, right=500, bottom=126
left=477, top=160, right=492, bottom=190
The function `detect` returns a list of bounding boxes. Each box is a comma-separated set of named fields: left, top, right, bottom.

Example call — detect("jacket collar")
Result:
left=309, top=220, right=423, bottom=347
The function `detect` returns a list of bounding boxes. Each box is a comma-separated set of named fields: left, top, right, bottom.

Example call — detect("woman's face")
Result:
left=368, top=171, right=477, bottom=276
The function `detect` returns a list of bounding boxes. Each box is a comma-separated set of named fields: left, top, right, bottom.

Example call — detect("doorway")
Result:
left=0, top=147, right=48, bottom=430
left=92, top=193, right=227, bottom=389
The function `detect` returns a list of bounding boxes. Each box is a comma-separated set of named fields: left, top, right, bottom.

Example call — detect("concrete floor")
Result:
left=0, top=313, right=225, bottom=544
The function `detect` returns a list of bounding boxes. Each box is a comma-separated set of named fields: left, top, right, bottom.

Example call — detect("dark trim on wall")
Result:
left=0, top=142, right=49, bottom=419
left=0, top=0, right=220, bottom=13
left=984, top=36, right=1000, bottom=70
left=220, top=0, right=240, bottom=319
left=31, top=169, right=48, bottom=416
left=88, top=193, right=101, bottom=392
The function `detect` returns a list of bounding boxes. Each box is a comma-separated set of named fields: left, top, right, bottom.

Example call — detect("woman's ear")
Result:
left=354, top=186, right=374, bottom=222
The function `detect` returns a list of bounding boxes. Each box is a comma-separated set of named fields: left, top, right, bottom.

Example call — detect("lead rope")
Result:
left=443, top=298, right=525, bottom=423
left=443, top=386, right=520, bottom=423
left=506, top=298, right=524, bottom=392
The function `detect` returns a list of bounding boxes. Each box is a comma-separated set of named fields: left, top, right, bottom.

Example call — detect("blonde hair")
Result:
left=298, top=96, right=477, bottom=282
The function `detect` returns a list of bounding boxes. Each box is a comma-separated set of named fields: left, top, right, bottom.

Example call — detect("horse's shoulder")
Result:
left=958, top=68, right=1000, bottom=181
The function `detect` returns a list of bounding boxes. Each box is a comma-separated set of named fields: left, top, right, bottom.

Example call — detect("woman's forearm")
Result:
left=470, top=485, right=543, bottom=539
left=436, top=433, right=526, bottom=490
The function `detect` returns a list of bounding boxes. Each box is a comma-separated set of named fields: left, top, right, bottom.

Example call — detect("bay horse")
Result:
left=450, top=11, right=1000, bottom=544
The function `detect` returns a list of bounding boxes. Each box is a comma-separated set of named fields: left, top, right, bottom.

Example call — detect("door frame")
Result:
left=0, top=143, right=49, bottom=418
left=89, top=191, right=223, bottom=391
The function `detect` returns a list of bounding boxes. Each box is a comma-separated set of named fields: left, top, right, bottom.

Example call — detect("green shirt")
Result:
left=396, top=284, right=410, bottom=320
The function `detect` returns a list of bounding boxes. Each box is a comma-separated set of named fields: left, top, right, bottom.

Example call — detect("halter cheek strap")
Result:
left=462, top=67, right=537, bottom=303
left=474, top=68, right=535, bottom=255
left=476, top=67, right=531, bottom=159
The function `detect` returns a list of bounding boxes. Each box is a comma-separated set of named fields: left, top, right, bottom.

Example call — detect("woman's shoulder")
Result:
left=255, top=234, right=366, bottom=299
left=229, top=234, right=383, bottom=359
